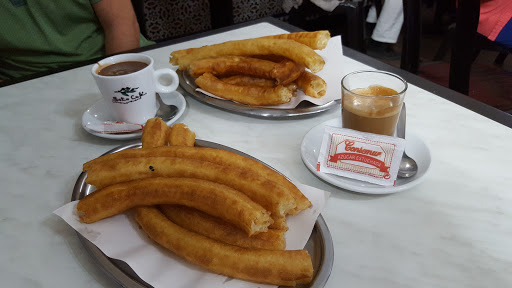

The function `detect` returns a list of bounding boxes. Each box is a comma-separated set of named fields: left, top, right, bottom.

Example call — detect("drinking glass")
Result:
left=341, top=70, right=407, bottom=136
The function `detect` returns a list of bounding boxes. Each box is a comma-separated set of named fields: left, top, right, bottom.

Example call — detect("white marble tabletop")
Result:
left=1, top=21, right=511, bottom=288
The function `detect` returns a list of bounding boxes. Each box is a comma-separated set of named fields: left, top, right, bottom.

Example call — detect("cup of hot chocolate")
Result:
left=92, top=53, right=179, bottom=124
left=341, top=70, right=407, bottom=136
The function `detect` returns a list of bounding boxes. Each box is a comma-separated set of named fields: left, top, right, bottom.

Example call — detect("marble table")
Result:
left=1, top=18, right=511, bottom=288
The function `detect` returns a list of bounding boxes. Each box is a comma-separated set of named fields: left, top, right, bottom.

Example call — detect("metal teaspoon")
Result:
left=155, top=92, right=179, bottom=122
left=396, top=103, right=418, bottom=178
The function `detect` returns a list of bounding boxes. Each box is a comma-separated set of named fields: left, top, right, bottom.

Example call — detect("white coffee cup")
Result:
left=91, top=53, right=179, bottom=124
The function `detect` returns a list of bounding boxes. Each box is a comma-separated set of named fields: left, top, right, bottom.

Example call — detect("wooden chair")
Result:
left=400, top=0, right=421, bottom=73
left=448, top=0, right=480, bottom=95
left=210, top=0, right=233, bottom=29
left=401, top=0, right=511, bottom=96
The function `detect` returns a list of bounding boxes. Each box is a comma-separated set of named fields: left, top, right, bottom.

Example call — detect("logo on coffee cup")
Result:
left=112, top=87, right=147, bottom=104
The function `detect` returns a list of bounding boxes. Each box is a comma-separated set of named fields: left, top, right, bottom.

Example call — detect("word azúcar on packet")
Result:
left=317, top=126, right=406, bottom=186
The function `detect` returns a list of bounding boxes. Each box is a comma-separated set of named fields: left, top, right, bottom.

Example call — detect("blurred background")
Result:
left=131, top=0, right=512, bottom=114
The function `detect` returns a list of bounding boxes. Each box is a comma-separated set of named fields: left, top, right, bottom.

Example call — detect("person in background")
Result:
left=478, top=0, right=512, bottom=48
left=365, top=0, right=404, bottom=60
left=0, top=0, right=154, bottom=81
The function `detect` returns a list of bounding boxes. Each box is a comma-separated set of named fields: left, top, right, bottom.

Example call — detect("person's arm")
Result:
left=92, top=0, right=141, bottom=55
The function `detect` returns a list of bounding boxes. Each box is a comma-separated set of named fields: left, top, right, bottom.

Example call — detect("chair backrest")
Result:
left=400, top=0, right=421, bottom=73
left=400, top=0, right=486, bottom=95
left=131, top=0, right=147, bottom=38
left=448, top=0, right=480, bottom=95
left=210, top=0, right=233, bottom=29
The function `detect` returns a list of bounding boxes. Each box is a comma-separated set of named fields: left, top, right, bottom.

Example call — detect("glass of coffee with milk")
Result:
left=341, top=71, right=407, bottom=136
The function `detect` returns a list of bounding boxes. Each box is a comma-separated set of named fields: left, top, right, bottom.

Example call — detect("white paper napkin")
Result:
left=196, top=35, right=344, bottom=109
left=84, top=121, right=144, bottom=134
left=54, top=183, right=330, bottom=288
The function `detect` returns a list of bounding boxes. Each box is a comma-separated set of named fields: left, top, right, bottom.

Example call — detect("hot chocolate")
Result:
left=96, top=61, right=148, bottom=76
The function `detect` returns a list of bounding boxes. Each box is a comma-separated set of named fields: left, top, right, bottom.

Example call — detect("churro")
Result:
left=77, top=177, right=273, bottom=236
left=221, top=75, right=276, bottom=88
left=85, top=156, right=296, bottom=218
left=160, top=205, right=286, bottom=250
left=296, top=70, right=327, bottom=98
left=189, top=56, right=276, bottom=80
left=168, top=123, right=196, bottom=147
left=262, top=30, right=331, bottom=50
left=141, top=117, right=169, bottom=148
left=134, top=206, right=313, bottom=286
left=171, top=38, right=324, bottom=73
left=189, top=56, right=304, bottom=85
left=169, top=30, right=330, bottom=61
left=83, top=146, right=311, bottom=215
left=196, top=73, right=294, bottom=106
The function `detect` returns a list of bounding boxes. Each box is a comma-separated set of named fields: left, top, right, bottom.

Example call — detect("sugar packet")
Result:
left=317, top=126, right=406, bottom=186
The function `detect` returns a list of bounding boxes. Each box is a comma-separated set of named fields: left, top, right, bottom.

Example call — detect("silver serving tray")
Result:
left=72, top=140, right=334, bottom=288
left=178, top=70, right=340, bottom=119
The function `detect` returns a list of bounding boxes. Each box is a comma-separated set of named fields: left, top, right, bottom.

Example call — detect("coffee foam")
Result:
left=343, top=85, right=402, bottom=118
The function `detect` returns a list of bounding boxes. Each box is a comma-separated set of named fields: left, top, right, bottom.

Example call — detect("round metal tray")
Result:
left=72, top=140, right=334, bottom=288
left=178, top=70, right=340, bottom=119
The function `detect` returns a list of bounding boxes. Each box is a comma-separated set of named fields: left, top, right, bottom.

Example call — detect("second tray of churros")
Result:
left=170, top=31, right=331, bottom=106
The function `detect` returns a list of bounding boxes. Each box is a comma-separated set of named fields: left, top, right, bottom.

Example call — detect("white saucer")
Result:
left=301, top=118, right=431, bottom=194
left=82, top=92, right=187, bottom=140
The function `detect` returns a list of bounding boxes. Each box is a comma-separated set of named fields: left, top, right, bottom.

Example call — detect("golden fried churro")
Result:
left=269, top=214, right=288, bottom=231
left=296, top=70, right=327, bottom=98
left=188, top=56, right=275, bottom=79
left=249, top=54, right=289, bottom=63
left=222, top=75, right=298, bottom=93
left=196, top=73, right=293, bottom=106
left=171, top=38, right=324, bottom=73
left=83, top=146, right=311, bottom=215
left=221, top=75, right=276, bottom=88
left=141, top=117, right=169, bottom=148
left=169, top=31, right=330, bottom=63
left=77, top=177, right=272, bottom=236
left=272, top=59, right=305, bottom=85
left=262, top=30, right=331, bottom=50
left=160, top=205, right=286, bottom=250
left=168, top=123, right=196, bottom=147
left=85, top=156, right=296, bottom=217
left=169, top=47, right=195, bottom=59
left=134, top=206, right=313, bottom=286
left=189, top=56, right=304, bottom=85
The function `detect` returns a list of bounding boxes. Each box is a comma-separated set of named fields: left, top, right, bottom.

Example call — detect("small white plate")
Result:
left=82, top=92, right=187, bottom=140
left=301, top=118, right=431, bottom=194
